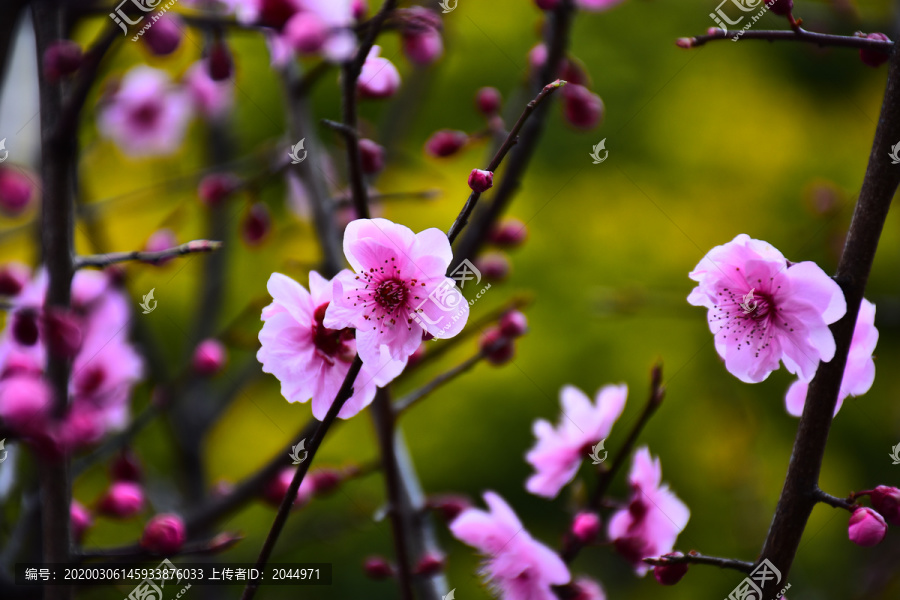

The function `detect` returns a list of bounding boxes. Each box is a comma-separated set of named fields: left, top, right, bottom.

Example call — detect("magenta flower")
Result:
left=324, top=218, right=469, bottom=365
left=525, top=384, right=626, bottom=498
left=848, top=507, right=887, bottom=547
left=98, top=66, right=192, bottom=158
left=785, top=298, right=877, bottom=417
left=608, top=447, right=690, bottom=575
left=185, top=60, right=233, bottom=120
left=450, top=491, right=571, bottom=599
left=688, top=234, right=846, bottom=383
left=258, top=271, right=406, bottom=420
left=358, top=46, right=401, bottom=99
left=576, top=0, right=628, bottom=10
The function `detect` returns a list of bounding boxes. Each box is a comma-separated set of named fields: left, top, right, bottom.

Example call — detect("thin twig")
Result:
left=680, top=28, right=894, bottom=50
left=76, top=534, right=243, bottom=562
left=814, top=489, right=856, bottom=511
left=642, top=550, right=754, bottom=574
left=394, top=353, right=483, bottom=415
left=74, top=240, right=223, bottom=268
left=446, top=79, right=567, bottom=244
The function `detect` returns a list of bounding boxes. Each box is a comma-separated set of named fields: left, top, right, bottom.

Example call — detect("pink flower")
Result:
left=0, top=375, right=53, bottom=437
left=571, top=577, right=606, bottom=600
left=0, top=168, right=35, bottom=216
left=608, top=447, right=690, bottom=575
left=848, top=507, right=886, bottom=547
left=576, top=0, right=628, bottom=11
left=785, top=298, right=877, bottom=417
left=98, top=481, right=145, bottom=518
left=450, top=491, right=571, bottom=599
left=258, top=271, right=406, bottom=420
left=70, top=500, right=93, bottom=543
left=358, top=46, right=401, bottom=99
left=98, top=66, right=192, bottom=158
left=185, top=60, right=233, bottom=120
left=403, top=26, right=443, bottom=66
left=141, top=513, right=186, bottom=554
left=324, top=218, right=469, bottom=365
left=526, top=384, right=627, bottom=498
left=688, top=234, right=846, bottom=383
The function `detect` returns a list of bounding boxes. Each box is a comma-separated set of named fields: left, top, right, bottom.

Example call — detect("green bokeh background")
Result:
left=4, top=0, right=900, bottom=598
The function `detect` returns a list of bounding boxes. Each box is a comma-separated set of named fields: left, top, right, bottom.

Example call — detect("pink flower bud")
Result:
left=208, top=41, right=234, bottom=81
left=871, top=486, right=900, bottom=526
left=529, top=43, right=548, bottom=71
left=262, top=467, right=314, bottom=507
left=413, top=553, right=444, bottom=576
left=145, top=228, right=178, bottom=265
left=408, top=341, right=427, bottom=366
left=468, top=169, right=494, bottom=193
left=481, top=327, right=514, bottom=365
left=860, top=33, right=891, bottom=68
left=352, top=0, right=368, bottom=20
left=403, top=28, right=443, bottom=66
left=563, top=84, right=604, bottom=130
left=44, top=308, right=83, bottom=359
left=98, top=481, right=145, bottom=518
left=489, top=217, right=528, bottom=247
left=198, top=172, right=240, bottom=207
left=284, top=12, right=328, bottom=54
left=359, top=139, right=386, bottom=174
left=70, top=501, right=93, bottom=544
left=0, top=168, right=35, bottom=216
left=768, top=0, right=793, bottom=16
left=364, top=556, right=395, bottom=579
left=143, top=15, right=183, bottom=56
left=310, top=468, right=342, bottom=496
left=500, top=310, right=528, bottom=338
left=848, top=507, right=887, bottom=547
left=12, top=309, right=39, bottom=346
left=535, top=0, right=561, bottom=9
left=0, top=263, right=29, bottom=296
left=653, top=552, right=689, bottom=585
left=475, top=88, right=502, bottom=118
left=141, top=513, right=186, bottom=555
left=424, top=129, right=468, bottom=157
left=571, top=511, right=601, bottom=543
left=474, top=251, right=510, bottom=281
left=561, top=58, right=590, bottom=87
left=110, top=450, right=143, bottom=482
left=427, top=494, right=471, bottom=522
left=242, top=202, right=272, bottom=245
left=258, top=0, right=300, bottom=29
left=43, top=40, right=83, bottom=83
left=358, top=46, right=401, bottom=99
left=192, top=338, right=227, bottom=376
left=0, top=375, right=52, bottom=437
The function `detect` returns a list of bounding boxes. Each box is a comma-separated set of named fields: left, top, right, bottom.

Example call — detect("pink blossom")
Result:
left=324, top=218, right=468, bottom=365
left=848, top=507, right=886, bottom=547
left=785, top=298, right=877, bottom=417
left=526, top=384, right=627, bottom=498
left=258, top=271, right=406, bottom=420
left=98, top=66, right=192, bottom=158
left=70, top=500, right=93, bottom=543
left=688, top=234, right=846, bottom=383
left=403, top=27, right=443, bottom=66
left=608, top=447, right=690, bottom=575
left=576, top=0, right=628, bottom=11
left=98, top=481, right=145, bottom=518
left=358, top=46, right=401, bottom=99
left=450, top=491, right=571, bottom=599
left=571, top=577, right=606, bottom=600
left=185, top=60, right=233, bottom=120
left=0, top=375, right=53, bottom=437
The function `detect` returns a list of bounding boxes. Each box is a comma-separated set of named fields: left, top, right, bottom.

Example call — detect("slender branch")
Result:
left=74, top=240, right=223, bottom=268
left=814, top=489, right=856, bottom=511
left=642, top=551, right=754, bottom=574
left=335, top=189, right=441, bottom=206
left=394, top=353, right=483, bottom=414
left=446, top=80, right=566, bottom=244
left=679, top=28, right=894, bottom=50
left=321, top=118, right=359, bottom=140
left=239, top=356, right=363, bottom=600
left=757, top=43, right=900, bottom=597
left=76, top=534, right=242, bottom=562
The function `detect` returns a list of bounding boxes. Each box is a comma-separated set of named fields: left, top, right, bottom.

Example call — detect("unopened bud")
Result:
left=364, top=556, right=394, bottom=580
left=242, top=202, right=272, bottom=245
left=43, top=40, right=83, bottom=82
left=476, top=87, right=502, bottom=116
left=141, top=513, right=186, bottom=554
left=71, top=500, right=93, bottom=544
left=0, top=263, right=29, bottom=296
left=571, top=511, right=601, bottom=543
left=413, top=553, right=444, bottom=576
left=198, top=172, right=240, bottom=207
left=98, top=481, right=145, bottom=518
left=208, top=41, right=233, bottom=81
left=468, top=169, right=494, bottom=193
left=653, top=552, right=689, bottom=585
left=848, top=507, right=887, bottom=547
left=480, top=327, right=514, bottom=365
left=425, top=129, right=468, bottom=158
left=474, top=251, right=510, bottom=281
left=871, top=486, right=900, bottom=526
left=499, top=310, right=528, bottom=338
left=0, top=168, right=35, bottom=216
left=563, top=84, right=604, bottom=130
left=860, top=33, right=891, bottom=68
left=192, top=338, right=228, bottom=376
left=12, top=309, right=39, bottom=346
left=143, top=15, right=183, bottom=56
left=489, top=217, right=528, bottom=247
left=110, top=449, right=143, bottom=482
left=359, top=139, right=386, bottom=174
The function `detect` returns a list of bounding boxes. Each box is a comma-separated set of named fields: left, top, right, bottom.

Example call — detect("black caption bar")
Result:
left=15, top=562, right=332, bottom=586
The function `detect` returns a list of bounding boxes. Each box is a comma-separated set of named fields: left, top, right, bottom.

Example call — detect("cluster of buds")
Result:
left=848, top=486, right=900, bottom=547
left=472, top=217, right=530, bottom=283
left=480, top=310, right=529, bottom=366
left=261, top=465, right=357, bottom=508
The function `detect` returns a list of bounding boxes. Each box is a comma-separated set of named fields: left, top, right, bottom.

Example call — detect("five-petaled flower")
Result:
left=688, top=234, right=846, bottom=384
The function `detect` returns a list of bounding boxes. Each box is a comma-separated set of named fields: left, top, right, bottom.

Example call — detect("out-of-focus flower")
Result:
left=358, top=139, right=386, bottom=174
left=563, top=84, right=604, bottom=130
left=261, top=466, right=317, bottom=506
left=141, top=514, right=186, bottom=554
left=860, top=33, right=891, bottom=68
left=198, top=172, right=240, bottom=207
left=576, top=0, right=628, bottom=11
left=476, top=87, right=502, bottom=116
left=242, top=202, right=272, bottom=245
left=785, top=298, right=877, bottom=417
left=71, top=500, right=93, bottom=543
left=0, top=263, right=30, bottom=296
left=489, top=217, right=528, bottom=248
left=185, top=59, right=234, bottom=120
left=571, top=511, right=601, bottom=543
left=144, top=228, right=178, bottom=265
left=608, top=447, right=690, bottom=575
left=192, top=339, right=228, bottom=376
left=871, top=486, right=900, bottom=526
left=0, top=168, right=35, bottom=216
left=208, top=40, right=234, bottom=81
left=425, top=130, right=468, bottom=158
left=43, top=40, right=82, bottom=82
left=98, top=481, right=145, bottom=518
left=688, top=234, right=846, bottom=383
left=450, top=491, right=571, bottom=599
left=526, top=384, right=626, bottom=498
left=364, top=556, right=394, bottom=579
left=480, top=327, right=515, bottom=365
left=142, top=14, right=184, bottom=56
left=358, top=46, right=401, bottom=99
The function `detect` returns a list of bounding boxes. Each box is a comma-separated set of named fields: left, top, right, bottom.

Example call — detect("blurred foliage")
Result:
left=4, top=0, right=900, bottom=598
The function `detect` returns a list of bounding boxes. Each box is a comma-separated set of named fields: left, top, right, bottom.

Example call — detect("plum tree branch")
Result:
left=678, top=28, right=894, bottom=50
left=74, top=240, right=223, bottom=268
left=642, top=550, right=754, bottom=574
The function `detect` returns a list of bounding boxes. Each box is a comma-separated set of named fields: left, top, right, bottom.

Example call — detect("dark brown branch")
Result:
left=679, top=28, right=894, bottom=50
left=394, top=353, right=483, bottom=414
left=642, top=550, right=754, bottom=574
left=77, top=534, right=242, bottom=562
left=74, top=240, right=223, bottom=268
left=814, top=489, right=856, bottom=511
left=446, top=79, right=566, bottom=244
left=239, top=356, right=363, bottom=600
left=757, top=43, right=900, bottom=597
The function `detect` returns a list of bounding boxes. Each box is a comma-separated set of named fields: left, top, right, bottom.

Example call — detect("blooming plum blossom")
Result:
left=607, top=447, right=689, bottom=575
left=526, top=384, right=627, bottom=498
left=688, top=234, right=846, bottom=383
left=257, top=271, right=406, bottom=420
left=785, top=298, right=877, bottom=417
left=98, top=66, right=193, bottom=158
left=450, top=491, right=571, bottom=600
left=324, top=219, right=469, bottom=366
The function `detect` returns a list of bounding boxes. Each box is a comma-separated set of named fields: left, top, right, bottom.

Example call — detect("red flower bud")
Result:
left=258, top=0, right=299, bottom=29
left=0, top=263, right=29, bottom=296
left=474, top=251, right=510, bottom=282
left=12, top=309, right=39, bottom=346
left=571, top=511, right=601, bottom=543
left=284, top=12, right=328, bottom=54
left=848, top=507, right=887, bottom=547
left=98, top=481, right=145, bottom=518
left=110, top=449, right=143, bottom=482
left=242, top=202, right=272, bottom=245
left=363, top=556, right=394, bottom=580
left=476, top=87, right=502, bottom=116
left=563, top=84, right=604, bottom=130
left=424, top=129, right=468, bottom=158
left=535, top=0, right=561, bottom=9
left=489, top=217, right=528, bottom=248
left=653, top=552, right=689, bottom=585
left=71, top=500, right=93, bottom=544
left=44, top=308, right=83, bottom=359
left=767, top=0, right=793, bottom=16
left=208, top=41, right=234, bottom=81
left=860, top=33, right=891, bottom=68
left=144, top=228, right=178, bottom=266
left=413, top=553, right=444, bottom=576
left=43, top=40, right=83, bottom=83
left=0, top=168, right=35, bottom=216
left=198, top=173, right=240, bottom=208
left=481, top=327, right=514, bottom=365
left=192, top=338, right=228, bottom=376
left=500, top=310, right=528, bottom=338
left=141, top=513, right=186, bottom=555
left=871, top=485, right=900, bottom=526
left=359, top=139, right=386, bottom=174
left=403, top=27, right=443, bottom=66
left=143, top=15, right=183, bottom=56
left=427, top=494, right=471, bottom=522
left=468, top=169, right=494, bottom=193
left=310, top=468, right=342, bottom=496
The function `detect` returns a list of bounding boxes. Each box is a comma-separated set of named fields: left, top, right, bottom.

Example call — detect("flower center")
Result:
left=311, top=303, right=355, bottom=364
left=739, top=288, right=774, bottom=321
left=373, top=278, right=408, bottom=313
left=133, top=101, right=162, bottom=127
left=77, top=365, right=106, bottom=397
